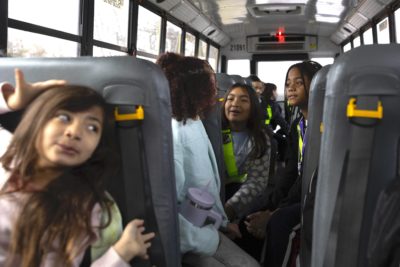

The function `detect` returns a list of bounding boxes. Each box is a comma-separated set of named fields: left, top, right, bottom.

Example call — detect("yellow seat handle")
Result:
left=114, top=105, right=144, bottom=121
left=346, top=98, right=383, bottom=119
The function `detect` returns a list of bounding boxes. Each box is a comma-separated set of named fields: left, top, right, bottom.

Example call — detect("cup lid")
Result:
left=187, top=187, right=215, bottom=208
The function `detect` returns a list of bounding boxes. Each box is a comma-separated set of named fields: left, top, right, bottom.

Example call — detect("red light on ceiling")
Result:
left=275, top=27, right=285, bottom=43
left=275, top=31, right=285, bottom=43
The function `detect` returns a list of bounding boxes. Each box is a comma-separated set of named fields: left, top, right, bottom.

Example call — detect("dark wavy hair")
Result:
left=156, top=52, right=217, bottom=123
left=261, top=82, right=277, bottom=103
left=221, top=83, right=268, bottom=159
left=1, top=85, right=117, bottom=267
left=247, top=74, right=261, bottom=82
left=284, top=60, right=322, bottom=103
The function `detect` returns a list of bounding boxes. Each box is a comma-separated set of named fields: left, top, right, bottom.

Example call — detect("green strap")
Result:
left=265, top=105, right=273, bottom=125
left=222, top=129, right=247, bottom=184
left=297, top=123, right=303, bottom=163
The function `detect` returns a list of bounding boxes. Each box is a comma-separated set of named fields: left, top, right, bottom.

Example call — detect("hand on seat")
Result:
left=245, top=210, right=275, bottom=239
left=113, top=219, right=155, bottom=262
left=223, top=222, right=242, bottom=240
left=2, top=68, right=66, bottom=110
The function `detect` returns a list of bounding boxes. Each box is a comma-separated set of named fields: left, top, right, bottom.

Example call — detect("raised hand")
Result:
left=113, top=219, right=155, bottom=262
left=3, top=68, right=66, bottom=110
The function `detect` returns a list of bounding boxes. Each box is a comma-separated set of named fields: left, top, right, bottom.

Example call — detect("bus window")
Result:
left=198, top=39, right=207, bottom=60
left=185, top=32, right=196, bottom=56
left=395, top=8, right=400, bottom=43
left=208, top=45, right=219, bottom=72
left=311, top=57, right=334, bottom=66
left=377, top=17, right=390, bottom=44
left=9, top=0, right=80, bottom=35
left=363, top=27, right=374, bottom=45
left=227, top=59, right=250, bottom=78
left=7, top=29, right=78, bottom=57
left=93, top=46, right=127, bottom=57
left=137, top=6, right=161, bottom=57
left=257, top=60, right=301, bottom=101
left=94, top=0, right=129, bottom=47
left=165, top=22, right=182, bottom=54
left=343, top=42, right=351, bottom=52
left=353, top=36, right=361, bottom=48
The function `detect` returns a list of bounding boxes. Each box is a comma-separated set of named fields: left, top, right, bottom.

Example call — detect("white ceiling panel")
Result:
left=357, top=0, right=384, bottom=19
left=188, top=14, right=211, bottom=32
left=147, top=0, right=180, bottom=11
left=347, top=11, right=369, bottom=28
left=169, top=0, right=199, bottom=24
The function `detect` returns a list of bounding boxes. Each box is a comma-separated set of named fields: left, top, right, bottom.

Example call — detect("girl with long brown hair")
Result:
left=221, top=83, right=271, bottom=221
left=0, top=69, right=154, bottom=267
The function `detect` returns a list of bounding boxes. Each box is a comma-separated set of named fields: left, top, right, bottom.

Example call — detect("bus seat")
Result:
left=312, top=44, right=400, bottom=267
left=243, top=77, right=253, bottom=87
left=300, top=64, right=330, bottom=267
left=0, top=56, right=180, bottom=267
left=201, top=103, right=226, bottom=201
left=229, top=74, right=245, bottom=84
left=216, top=73, right=235, bottom=98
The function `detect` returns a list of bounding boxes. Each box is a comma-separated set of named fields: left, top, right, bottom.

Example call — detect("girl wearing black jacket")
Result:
left=244, top=61, right=322, bottom=266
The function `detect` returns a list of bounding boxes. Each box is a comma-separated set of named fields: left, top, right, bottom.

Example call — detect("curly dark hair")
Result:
left=156, top=52, right=217, bottom=124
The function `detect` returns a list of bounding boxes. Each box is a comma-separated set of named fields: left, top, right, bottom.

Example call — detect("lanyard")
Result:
left=297, top=117, right=307, bottom=174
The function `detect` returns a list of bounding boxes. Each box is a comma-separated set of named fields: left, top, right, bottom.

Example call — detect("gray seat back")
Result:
left=243, top=77, right=253, bottom=87
left=300, top=65, right=330, bottom=267
left=302, top=65, right=330, bottom=202
left=216, top=73, right=235, bottom=98
left=230, top=74, right=245, bottom=84
left=0, top=56, right=180, bottom=267
left=312, top=44, right=400, bottom=267
left=203, top=73, right=236, bottom=200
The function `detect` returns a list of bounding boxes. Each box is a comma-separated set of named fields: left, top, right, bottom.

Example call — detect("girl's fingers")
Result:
left=14, top=69, right=25, bottom=89
left=246, top=214, right=254, bottom=220
left=143, top=232, right=155, bottom=241
left=33, top=79, right=66, bottom=89
left=132, top=219, right=145, bottom=226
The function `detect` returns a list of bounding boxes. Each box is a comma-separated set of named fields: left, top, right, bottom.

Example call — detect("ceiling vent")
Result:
left=247, top=34, right=317, bottom=53
left=203, top=24, right=218, bottom=38
left=247, top=4, right=305, bottom=17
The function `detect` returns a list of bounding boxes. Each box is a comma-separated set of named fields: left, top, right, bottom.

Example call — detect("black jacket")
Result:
left=262, top=116, right=302, bottom=211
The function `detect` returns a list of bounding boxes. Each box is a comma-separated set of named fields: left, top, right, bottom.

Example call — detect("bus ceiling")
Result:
left=148, top=0, right=399, bottom=57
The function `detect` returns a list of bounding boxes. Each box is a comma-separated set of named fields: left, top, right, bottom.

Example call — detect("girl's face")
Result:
left=285, top=67, right=310, bottom=108
left=36, top=106, right=103, bottom=168
left=252, top=81, right=264, bottom=96
left=225, top=87, right=251, bottom=124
